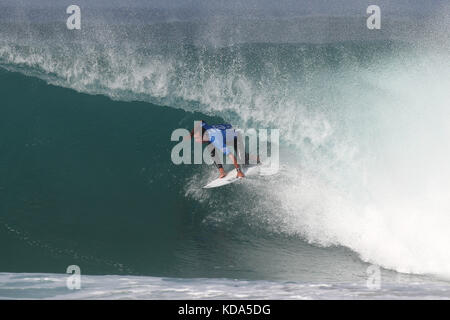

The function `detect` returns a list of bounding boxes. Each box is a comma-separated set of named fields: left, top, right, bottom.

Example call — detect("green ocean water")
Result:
left=0, top=68, right=209, bottom=276
left=0, top=68, right=380, bottom=282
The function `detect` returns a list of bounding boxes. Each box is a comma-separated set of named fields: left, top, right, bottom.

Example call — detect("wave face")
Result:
left=1, top=2, right=450, bottom=282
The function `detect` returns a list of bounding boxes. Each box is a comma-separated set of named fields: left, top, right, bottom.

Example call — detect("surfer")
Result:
left=186, top=121, right=250, bottom=179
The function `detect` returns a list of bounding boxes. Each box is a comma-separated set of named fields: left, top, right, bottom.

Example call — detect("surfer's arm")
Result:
left=183, top=129, right=195, bottom=141
left=185, top=119, right=206, bottom=140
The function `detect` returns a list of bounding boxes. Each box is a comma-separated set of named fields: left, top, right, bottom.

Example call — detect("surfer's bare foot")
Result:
left=219, top=168, right=226, bottom=178
left=237, top=171, right=245, bottom=178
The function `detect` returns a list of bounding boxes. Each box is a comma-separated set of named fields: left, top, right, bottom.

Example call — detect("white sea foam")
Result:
left=1, top=272, right=449, bottom=300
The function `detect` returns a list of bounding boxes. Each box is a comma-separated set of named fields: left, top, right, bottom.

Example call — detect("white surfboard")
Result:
left=203, top=165, right=261, bottom=189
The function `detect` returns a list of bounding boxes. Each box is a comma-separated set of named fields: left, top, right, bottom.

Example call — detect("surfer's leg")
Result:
left=233, top=137, right=250, bottom=165
left=208, top=143, right=226, bottom=178
left=209, top=147, right=223, bottom=169
left=235, top=135, right=260, bottom=165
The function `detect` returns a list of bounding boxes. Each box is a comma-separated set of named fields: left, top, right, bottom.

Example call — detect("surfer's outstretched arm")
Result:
left=183, top=129, right=195, bottom=141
